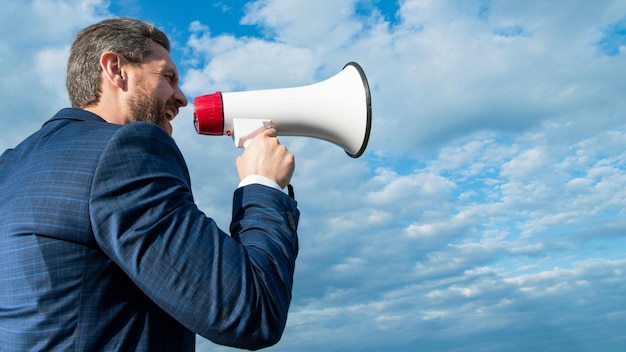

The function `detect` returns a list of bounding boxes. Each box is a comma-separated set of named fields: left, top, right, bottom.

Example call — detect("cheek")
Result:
left=157, top=82, right=175, bottom=101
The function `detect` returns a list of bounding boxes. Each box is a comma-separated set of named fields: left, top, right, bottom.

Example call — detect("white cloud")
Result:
left=241, top=0, right=364, bottom=46
left=3, top=1, right=626, bottom=351
left=180, top=0, right=624, bottom=159
left=0, top=0, right=109, bottom=149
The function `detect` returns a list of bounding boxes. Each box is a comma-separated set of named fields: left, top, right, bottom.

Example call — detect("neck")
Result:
left=83, top=95, right=127, bottom=125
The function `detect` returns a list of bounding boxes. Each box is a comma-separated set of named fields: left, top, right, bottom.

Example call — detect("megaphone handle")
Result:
left=233, top=119, right=273, bottom=148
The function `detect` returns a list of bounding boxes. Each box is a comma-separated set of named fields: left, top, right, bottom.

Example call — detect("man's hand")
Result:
left=236, top=128, right=295, bottom=189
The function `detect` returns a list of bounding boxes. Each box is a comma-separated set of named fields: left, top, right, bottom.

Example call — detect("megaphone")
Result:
left=193, top=62, right=372, bottom=158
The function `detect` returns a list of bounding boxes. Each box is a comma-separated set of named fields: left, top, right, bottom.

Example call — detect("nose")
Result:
left=174, top=86, right=188, bottom=108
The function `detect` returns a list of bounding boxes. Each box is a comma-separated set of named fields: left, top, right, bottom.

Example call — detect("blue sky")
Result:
left=1, top=1, right=626, bottom=351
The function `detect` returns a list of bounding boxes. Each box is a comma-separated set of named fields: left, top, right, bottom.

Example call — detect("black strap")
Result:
left=287, top=184, right=295, bottom=199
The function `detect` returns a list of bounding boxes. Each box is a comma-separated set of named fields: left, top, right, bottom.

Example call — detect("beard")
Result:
left=127, top=80, right=172, bottom=135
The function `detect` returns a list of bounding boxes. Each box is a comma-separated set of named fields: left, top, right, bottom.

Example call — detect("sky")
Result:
left=1, top=0, right=626, bottom=351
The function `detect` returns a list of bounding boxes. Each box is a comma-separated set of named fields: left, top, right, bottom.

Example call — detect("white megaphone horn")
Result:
left=193, top=62, right=372, bottom=158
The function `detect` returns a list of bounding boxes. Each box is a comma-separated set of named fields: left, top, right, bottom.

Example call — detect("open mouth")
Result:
left=165, top=109, right=176, bottom=121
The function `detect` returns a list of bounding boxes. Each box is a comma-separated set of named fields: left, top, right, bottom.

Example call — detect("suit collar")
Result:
left=44, top=108, right=108, bottom=126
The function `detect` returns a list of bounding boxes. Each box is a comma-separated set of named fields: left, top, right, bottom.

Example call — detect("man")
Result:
left=0, top=17, right=299, bottom=351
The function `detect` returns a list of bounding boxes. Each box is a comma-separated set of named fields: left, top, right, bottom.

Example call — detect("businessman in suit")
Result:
left=0, top=17, right=299, bottom=351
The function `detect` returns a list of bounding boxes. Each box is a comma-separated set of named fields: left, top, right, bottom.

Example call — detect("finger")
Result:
left=258, top=127, right=278, bottom=138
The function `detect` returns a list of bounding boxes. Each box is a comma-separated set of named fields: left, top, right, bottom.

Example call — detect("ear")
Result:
left=100, top=51, right=127, bottom=90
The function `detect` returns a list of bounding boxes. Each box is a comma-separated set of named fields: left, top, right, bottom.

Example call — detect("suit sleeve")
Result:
left=89, top=122, right=299, bottom=350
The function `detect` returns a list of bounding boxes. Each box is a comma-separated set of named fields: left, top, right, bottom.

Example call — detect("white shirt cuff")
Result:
left=238, top=174, right=283, bottom=191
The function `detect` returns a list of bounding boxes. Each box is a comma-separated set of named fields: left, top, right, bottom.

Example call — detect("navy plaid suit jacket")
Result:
left=0, top=108, right=299, bottom=351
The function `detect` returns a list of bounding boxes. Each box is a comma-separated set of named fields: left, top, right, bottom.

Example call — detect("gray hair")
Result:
left=66, top=17, right=170, bottom=108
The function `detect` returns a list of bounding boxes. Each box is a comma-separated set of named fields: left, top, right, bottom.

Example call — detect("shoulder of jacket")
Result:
left=108, top=122, right=184, bottom=159
left=109, top=122, right=176, bottom=145
left=116, top=121, right=167, bottom=135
